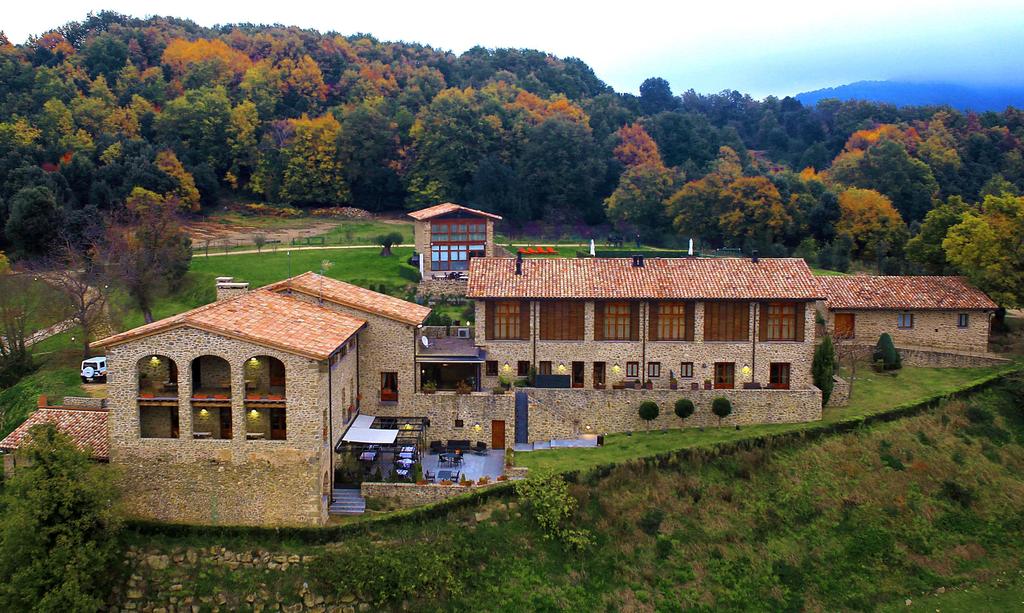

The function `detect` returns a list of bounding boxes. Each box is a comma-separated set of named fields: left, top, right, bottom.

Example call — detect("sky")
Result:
left=5, top=0, right=1024, bottom=98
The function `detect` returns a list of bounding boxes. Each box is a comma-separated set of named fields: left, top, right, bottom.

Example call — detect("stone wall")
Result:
left=412, top=215, right=497, bottom=278
left=522, top=387, right=822, bottom=441
left=476, top=299, right=816, bottom=391
left=896, top=347, right=1009, bottom=368
left=416, top=277, right=468, bottom=298
left=375, top=391, right=517, bottom=448
left=828, top=375, right=850, bottom=407
left=104, top=326, right=344, bottom=526
left=824, top=308, right=992, bottom=353
left=360, top=480, right=505, bottom=508
left=62, top=396, right=106, bottom=409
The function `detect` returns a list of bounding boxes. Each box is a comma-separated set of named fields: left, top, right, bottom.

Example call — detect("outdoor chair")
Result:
left=474, top=442, right=488, bottom=454
left=425, top=470, right=435, bottom=482
left=438, top=453, right=450, bottom=466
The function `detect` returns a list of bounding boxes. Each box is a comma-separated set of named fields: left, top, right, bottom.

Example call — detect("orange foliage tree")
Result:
left=613, top=122, right=662, bottom=168
left=836, top=188, right=905, bottom=257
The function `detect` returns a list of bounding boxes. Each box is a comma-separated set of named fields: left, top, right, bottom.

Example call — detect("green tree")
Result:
left=5, top=186, right=63, bottom=259
left=0, top=424, right=123, bottom=611
left=873, top=333, right=902, bottom=370
left=376, top=232, right=404, bottom=257
left=830, top=139, right=938, bottom=223
left=154, top=86, right=232, bottom=175
left=279, top=114, right=349, bottom=206
left=674, top=398, right=695, bottom=423
left=604, top=163, right=679, bottom=242
left=711, top=397, right=732, bottom=425
left=905, top=197, right=968, bottom=274
left=812, top=336, right=836, bottom=406
left=517, top=116, right=606, bottom=223
left=943, top=194, right=1024, bottom=306
left=638, top=400, right=660, bottom=429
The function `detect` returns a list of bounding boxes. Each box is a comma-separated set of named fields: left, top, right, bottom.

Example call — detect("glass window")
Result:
left=680, top=362, right=694, bottom=378
left=517, top=361, right=530, bottom=377
left=593, top=362, right=606, bottom=387
left=769, top=363, right=791, bottom=389
left=485, top=360, right=498, bottom=376
left=539, top=361, right=552, bottom=376
left=603, top=302, right=633, bottom=340
left=765, top=303, right=797, bottom=340
left=653, top=302, right=694, bottom=340
left=647, top=362, right=661, bottom=378
left=492, top=301, right=521, bottom=340
left=714, top=362, right=735, bottom=389
left=380, top=372, right=398, bottom=402
left=957, top=313, right=969, bottom=328
left=626, top=362, right=640, bottom=378
left=897, top=313, right=914, bottom=329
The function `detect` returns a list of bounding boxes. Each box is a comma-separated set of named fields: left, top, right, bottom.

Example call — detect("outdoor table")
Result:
left=398, top=451, right=415, bottom=460
left=401, top=446, right=416, bottom=453
left=395, top=468, right=410, bottom=477
left=359, top=451, right=377, bottom=462
left=396, top=458, right=414, bottom=468
left=437, top=470, right=452, bottom=481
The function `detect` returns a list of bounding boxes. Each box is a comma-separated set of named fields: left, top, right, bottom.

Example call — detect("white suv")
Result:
left=81, top=357, right=108, bottom=383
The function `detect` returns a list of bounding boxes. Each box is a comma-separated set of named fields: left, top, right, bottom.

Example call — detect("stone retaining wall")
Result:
left=416, top=277, right=468, bottom=298
left=62, top=396, right=107, bottom=409
left=360, top=480, right=504, bottom=508
left=828, top=375, right=850, bottom=407
left=523, top=387, right=822, bottom=441
left=897, top=347, right=1009, bottom=368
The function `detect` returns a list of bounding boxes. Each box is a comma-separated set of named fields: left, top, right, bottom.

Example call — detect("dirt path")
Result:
left=185, top=220, right=342, bottom=247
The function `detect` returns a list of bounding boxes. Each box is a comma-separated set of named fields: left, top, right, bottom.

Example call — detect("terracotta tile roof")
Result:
left=407, top=202, right=502, bottom=221
left=0, top=407, right=109, bottom=460
left=92, top=289, right=366, bottom=360
left=467, top=257, right=824, bottom=300
left=820, top=275, right=997, bottom=310
left=266, top=272, right=431, bottom=326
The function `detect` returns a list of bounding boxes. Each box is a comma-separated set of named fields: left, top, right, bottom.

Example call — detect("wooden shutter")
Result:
left=685, top=302, right=695, bottom=341
left=737, top=302, right=750, bottom=341
left=649, top=302, right=660, bottom=341
left=594, top=301, right=605, bottom=340
left=795, top=302, right=805, bottom=342
left=486, top=301, right=495, bottom=340
left=520, top=300, right=531, bottom=340
left=629, top=302, right=640, bottom=341
left=703, top=302, right=713, bottom=340
left=758, top=302, right=768, bottom=342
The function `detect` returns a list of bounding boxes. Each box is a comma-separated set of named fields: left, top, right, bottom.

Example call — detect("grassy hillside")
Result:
left=0, top=367, right=83, bottom=438
left=124, top=379, right=1024, bottom=611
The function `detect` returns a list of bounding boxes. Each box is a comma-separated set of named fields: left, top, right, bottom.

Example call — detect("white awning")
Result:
left=341, top=413, right=399, bottom=445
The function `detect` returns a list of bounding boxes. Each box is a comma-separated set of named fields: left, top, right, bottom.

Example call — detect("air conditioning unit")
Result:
left=456, top=327, right=471, bottom=339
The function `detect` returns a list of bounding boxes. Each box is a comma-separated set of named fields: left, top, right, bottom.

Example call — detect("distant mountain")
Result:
left=795, top=81, right=1024, bottom=112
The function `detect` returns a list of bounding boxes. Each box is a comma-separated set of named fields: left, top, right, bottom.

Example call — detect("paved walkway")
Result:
left=329, top=488, right=365, bottom=515
left=515, top=435, right=599, bottom=452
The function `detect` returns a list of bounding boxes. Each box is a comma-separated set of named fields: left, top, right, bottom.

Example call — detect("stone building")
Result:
left=409, top=202, right=502, bottom=295
left=0, top=396, right=109, bottom=475
left=819, top=276, right=997, bottom=355
left=93, top=286, right=367, bottom=527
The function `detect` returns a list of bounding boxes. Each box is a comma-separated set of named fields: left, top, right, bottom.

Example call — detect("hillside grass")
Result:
left=514, top=362, right=1014, bottom=473
left=0, top=367, right=84, bottom=438
left=125, top=380, right=1024, bottom=611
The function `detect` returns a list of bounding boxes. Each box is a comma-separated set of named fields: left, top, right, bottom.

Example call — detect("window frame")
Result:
left=647, top=362, right=661, bottom=378
left=625, top=361, right=640, bottom=378
left=539, top=300, right=585, bottom=341
left=602, top=301, right=634, bottom=340
left=957, top=313, right=969, bottom=328
left=713, top=362, right=735, bottom=389
left=769, top=362, right=791, bottom=390
left=491, top=300, right=522, bottom=340
left=680, top=362, right=694, bottom=379
left=485, top=360, right=498, bottom=376
left=765, top=302, right=798, bottom=341
left=897, top=312, right=915, bottom=329
left=593, top=362, right=606, bottom=387
left=651, top=301, right=695, bottom=341
left=517, top=361, right=530, bottom=377
left=380, top=372, right=399, bottom=402
left=539, top=361, right=552, bottom=376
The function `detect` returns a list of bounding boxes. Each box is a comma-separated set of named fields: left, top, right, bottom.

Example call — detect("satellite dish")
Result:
left=420, top=335, right=430, bottom=349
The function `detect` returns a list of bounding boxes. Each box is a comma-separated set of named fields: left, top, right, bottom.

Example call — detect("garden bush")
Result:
left=873, top=333, right=902, bottom=370
left=711, top=397, right=732, bottom=425
left=674, top=398, right=695, bottom=421
left=638, top=401, right=660, bottom=428
left=812, top=336, right=836, bottom=405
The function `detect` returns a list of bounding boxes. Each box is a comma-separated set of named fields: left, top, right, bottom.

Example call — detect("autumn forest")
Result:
left=2, top=13, right=1024, bottom=304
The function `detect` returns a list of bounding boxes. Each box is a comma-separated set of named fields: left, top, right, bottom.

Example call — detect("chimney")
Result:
left=216, top=277, right=250, bottom=301
left=751, top=250, right=759, bottom=264
left=515, top=251, right=523, bottom=275
left=632, top=255, right=645, bottom=268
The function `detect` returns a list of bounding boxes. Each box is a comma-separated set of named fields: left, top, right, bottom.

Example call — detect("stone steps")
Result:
left=329, top=488, right=365, bottom=514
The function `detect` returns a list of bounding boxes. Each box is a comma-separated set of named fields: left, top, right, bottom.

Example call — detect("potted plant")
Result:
left=492, top=385, right=506, bottom=395
left=456, top=381, right=472, bottom=395
left=477, top=476, right=490, bottom=485
left=703, top=378, right=713, bottom=390
left=496, top=474, right=509, bottom=481
left=690, top=381, right=700, bottom=390
left=498, top=374, right=512, bottom=390
left=612, top=381, right=626, bottom=390
left=669, top=376, right=678, bottom=390
left=422, top=381, right=437, bottom=394
left=632, top=379, right=642, bottom=390
left=439, top=479, right=454, bottom=486
left=643, top=379, right=654, bottom=390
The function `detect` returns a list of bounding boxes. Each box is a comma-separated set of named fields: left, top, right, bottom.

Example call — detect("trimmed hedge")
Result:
left=125, top=365, right=1022, bottom=543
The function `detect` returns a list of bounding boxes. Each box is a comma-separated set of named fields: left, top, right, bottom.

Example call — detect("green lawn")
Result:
left=811, top=267, right=846, bottom=275
left=514, top=362, right=1018, bottom=473
left=0, top=367, right=84, bottom=437
left=316, top=220, right=414, bottom=245
left=882, top=574, right=1024, bottom=612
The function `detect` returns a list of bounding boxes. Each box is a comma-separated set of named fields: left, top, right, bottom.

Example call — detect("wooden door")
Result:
left=219, top=407, right=232, bottom=439
left=269, top=359, right=286, bottom=387
left=491, top=420, right=506, bottom=450
left=571, top=361, right=584, bottom=388
left=270, top=408, right=287, bottom=440
left=835, top=313, right=855, bottom=339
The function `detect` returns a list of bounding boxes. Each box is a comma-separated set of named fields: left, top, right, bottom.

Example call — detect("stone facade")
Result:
left=416, top=277, right=469, bottom=297
left=475, top=299, right=817, bottom=391
left=828, top=375, right=850, bottom=407
left=823, top=308, right=991, bottom=353
left=412, top=213, right=497, bottom=279
left=105, top=326, right=357, bottom=527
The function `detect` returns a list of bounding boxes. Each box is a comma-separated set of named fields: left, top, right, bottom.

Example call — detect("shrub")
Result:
left=674, top=398, right=695, bottom=421
left=638, top=508, right=665, bottom=536
left=711, top=397, right=732, bottom=425
left=940, top=480, right=975, bottom=508
left=812, top=336, right=836, bottom=405
left=0, top=424, right=124, bottom=611
left=655, top=535, right=674, bottom=559
left=375, top=231, right=405, bottom=257
left=638, top=401, right=660, bottom=428
left=514, top=472, right=593, bottom=550
left=873, top=333, right=902, bottom=370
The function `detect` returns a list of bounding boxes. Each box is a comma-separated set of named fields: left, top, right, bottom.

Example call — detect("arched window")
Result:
left=137, top=355, right=179, bottom=439
left=190, top=356, right=232, bottom=440
left=243, top=356, right=287, bottom=441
